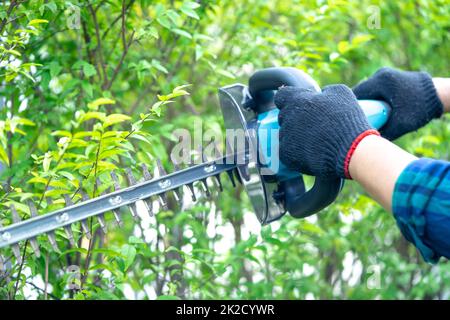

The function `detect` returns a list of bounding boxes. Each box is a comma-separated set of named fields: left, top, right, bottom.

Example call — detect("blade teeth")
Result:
left=155, top=159, right=168, bottom=210
left=234, top=167, right=243, bottom=185
left=10, top=204, right=21, bottom=223
left=198, top=148, right=211, bottom=197
left=158, top=195, right=168, bottom=210
left=12, top=245, right=22, bottom=264
left=186, top=183, right=197, bottom=202
left=141, top=159, right=167, bottom=212
left=63, top=194, right=74, bottom=206
left=61, top=194, right=77, bottom=245
left=96, top=179, right=114, bottom=231
left=29, top=239, right=41, bottom=258
left=110, top=171, right=121, bottom=190
left=156, top=158, right=167, bottom=176
left=47, top=232, right=60, bottom=252
left=214, top=173, right=224, bottom=192
left=103, top=173, right=124, bottom=225
left=27, top=200, right=38, bottom=217
left=44, top=198, right=60, bottom=252
left=140, top=164, right=154, bottom=217
left=64, top=226, right=76, bottom=247
left=9, top=205, right=26, bottom=262
left=80, top=220, right=92, bottom=239
left=126, top=168, right=153, bottom=221
left=221, top=144, right=236, bottom=188
left=226, top=169, right=236, bottom=187
left=96, top=215, right=108, bottom=233
left=112, top=209, right=123, bottom=227
left=171, top=163, right=182, bottom=204
left=125, top=168, right=137, bottom=185
left=141, top=163, right=152, bottom=181
left=79, top=191, right=92, bottom=239
left=127, top=204, right=140, bottom=221
left=26, top=200, right=41, bottom=257
left=212, top=143, right=224, bottom=192
left=0, top=254, right=4, bottom=272
left=201, top=179, right=211, bottom=198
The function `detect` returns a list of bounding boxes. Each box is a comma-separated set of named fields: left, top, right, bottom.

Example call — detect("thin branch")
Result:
left=102, top=0, right=135, bottom=90
left=0, top=0, right=18, bottom=34
left=104, top=31, right=134, bottom=90
left=13, top=240, right=28, bottom=299
left=6, top=91, right=15, bottom=190
left=87, top=4, right=108, bottom=86
left=92, top=132, right=102, bottom=198
left=81, top=19, right=101, bottom=82
left=44, top=252, right=49, bottom=300
left=26, top=281, right=59, bottom=300
left=36, top=128, right=73, bottom=208
left=94, top=0, right=108, bottom=13
left=101, top=0, right=135, bottom=40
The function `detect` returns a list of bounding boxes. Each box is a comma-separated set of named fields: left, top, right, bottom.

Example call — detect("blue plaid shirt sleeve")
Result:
left=393, top=158, right=450, bottom=263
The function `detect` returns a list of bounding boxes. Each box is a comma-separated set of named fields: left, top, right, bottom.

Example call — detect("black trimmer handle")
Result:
left=248, top=67, right=344, bottom=218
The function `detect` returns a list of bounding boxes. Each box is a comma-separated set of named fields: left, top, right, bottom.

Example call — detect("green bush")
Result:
left=0, top=0, right=449, bottom=299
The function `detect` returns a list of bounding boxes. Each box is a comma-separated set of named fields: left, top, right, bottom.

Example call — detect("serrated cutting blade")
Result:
left=0, top=155, right=239, bottom=250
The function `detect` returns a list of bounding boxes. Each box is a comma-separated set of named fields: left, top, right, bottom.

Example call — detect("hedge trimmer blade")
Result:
left=0, top=153, right=241, bottom=264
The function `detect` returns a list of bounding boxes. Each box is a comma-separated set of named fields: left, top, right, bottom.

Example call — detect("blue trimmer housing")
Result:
left=218, top=67, right=391, bottom=225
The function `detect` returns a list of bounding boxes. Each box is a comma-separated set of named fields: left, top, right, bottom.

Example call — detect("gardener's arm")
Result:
left=348, top=135, right=416, bottom=211
left=433, top=77, right=450, bottom=112
left=349, top=76, right=450, bottom=210
left=349, top=137, right=450, bottom=263
left=274, top=81, right=450, bottom=263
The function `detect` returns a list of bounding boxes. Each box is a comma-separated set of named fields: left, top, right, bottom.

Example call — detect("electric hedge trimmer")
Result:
left=0, top=67, right=391, bottom=266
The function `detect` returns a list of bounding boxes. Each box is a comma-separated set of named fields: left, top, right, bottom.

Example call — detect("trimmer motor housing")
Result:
left=218, top=67, right=390, bottom=225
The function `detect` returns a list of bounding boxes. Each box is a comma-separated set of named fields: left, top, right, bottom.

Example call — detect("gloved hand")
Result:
left=275, top=85, right=379, bottom=179
left=353, top=67, right=443, bottom=141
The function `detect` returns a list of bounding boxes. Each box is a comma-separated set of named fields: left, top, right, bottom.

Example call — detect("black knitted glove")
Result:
left=275, top=85, right=379, bottom=179
left=353, top=67, right=443, bottom=141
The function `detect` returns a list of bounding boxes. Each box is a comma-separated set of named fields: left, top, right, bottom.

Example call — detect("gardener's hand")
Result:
left=275, top=85, right=379, bottom=179
left=353, top=67, right=444, bottom=141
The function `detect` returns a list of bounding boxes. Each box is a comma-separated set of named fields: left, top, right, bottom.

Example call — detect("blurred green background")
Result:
left=0, top=0, right=449, bottom=299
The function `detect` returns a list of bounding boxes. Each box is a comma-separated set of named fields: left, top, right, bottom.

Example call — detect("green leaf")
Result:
left=148, top=26, right=159, bottom=39
left=73, top=61, right=97, bottom=78
left=81, top=111, right=106, bottom=122
left=157, top=15, right=172, bottom=29
left=88, top=98, right=115, bottom=110
left=49, top=62, right=62, bottom=77
left=28, top=19, right=49, bottom=26
left=129, top=236, right=145, bottom=244
left=171, top=28, right=192, bottom=39
left=180, top=3, right=200, bottom=19
left=120, top=244, right=137, bottom=272
left=151, top=59, right=168, bottom=74
left=43, top=152, right=52, bottom=172
left=0, top=146, right=9, bottom=165
left=82, top=63, right=97, bottom=78
left=166, top=10, right=181, bottom=25
left=103, top=114, right=131, bottom=128
left=337, top=40, right=349, bottom=54
left=351, top=34, right=374, bottom=46
left=217, top=69, right=235, bottom=79
left=51, top=130, right=72, bottom=137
